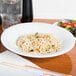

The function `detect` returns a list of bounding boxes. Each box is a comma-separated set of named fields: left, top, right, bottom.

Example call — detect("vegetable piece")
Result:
left=65, top=25, right=72, bottom=31
left=72, top=20, right=76, bottom=23
left=70, top=23, right=76, bottom=27
left=70, top=27, right=76, bottom=37
left=57, top=22, right=63, bottom=27
left=40, top=36, right=44, bottom=38
left=70, top=23, right=74, bottom=27
left=52, top=45, right=55, bottom=47
left=73, top=23, right=76, bottom=27
left=74, top=24, right=76, bottom=27
left=30, top=50, right=34, bottom=52
left=36, top=36, right=39, bottom=38
left=63, top=23, right=69, bottom=27
left=36, top=48, right=40, bottom=52
left=56, top=50, right=58, bottom=52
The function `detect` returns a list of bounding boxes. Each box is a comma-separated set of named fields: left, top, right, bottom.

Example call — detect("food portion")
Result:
left=57, top=21, right=76, bottom=37
left=16, top=33, right=61, bottom=55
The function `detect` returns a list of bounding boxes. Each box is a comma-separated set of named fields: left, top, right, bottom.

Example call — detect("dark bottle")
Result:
left=21, top=0, right=33, bottom=23
left=0, top=16, right=2, bottom=25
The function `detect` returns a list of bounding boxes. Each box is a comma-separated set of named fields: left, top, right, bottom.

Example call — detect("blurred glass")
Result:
left=1, top=0, right=22, bottom=30
left=0, top=0, right=2, bottom=13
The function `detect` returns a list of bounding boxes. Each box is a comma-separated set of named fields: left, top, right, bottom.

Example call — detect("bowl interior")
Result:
left=1, top=23, right=75, bottom=58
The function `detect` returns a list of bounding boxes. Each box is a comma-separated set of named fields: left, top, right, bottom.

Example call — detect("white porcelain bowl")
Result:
left=1, top=23, right=75, bottom=58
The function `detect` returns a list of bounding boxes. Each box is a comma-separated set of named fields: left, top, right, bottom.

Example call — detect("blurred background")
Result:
left=33, top=0, right=76, bottom=19
left=0, top=0, right=76, bottom=19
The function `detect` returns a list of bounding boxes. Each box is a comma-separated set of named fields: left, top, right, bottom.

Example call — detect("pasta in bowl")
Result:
left=1, top=23, right=75, bottom=58
left=16, top=33, right=61, bottom=55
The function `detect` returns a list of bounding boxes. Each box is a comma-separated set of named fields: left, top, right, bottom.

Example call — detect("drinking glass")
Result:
left=1, top=0, right=22, bottom=30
